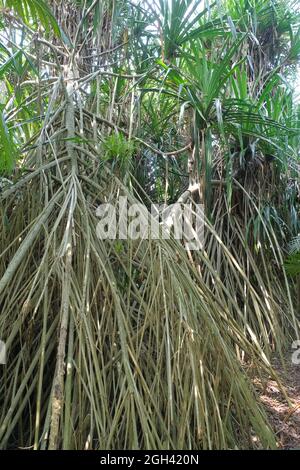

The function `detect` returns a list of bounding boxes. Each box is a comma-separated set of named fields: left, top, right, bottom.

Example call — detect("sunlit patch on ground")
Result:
left=254, top=353, right=300, bottom=449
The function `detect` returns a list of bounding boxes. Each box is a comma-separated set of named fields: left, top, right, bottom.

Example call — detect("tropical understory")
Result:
left=0, top=0, right=300, bottom=450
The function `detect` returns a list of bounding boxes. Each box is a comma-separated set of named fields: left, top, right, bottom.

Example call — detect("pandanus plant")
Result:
left=0, top=0, right=299, bottom=450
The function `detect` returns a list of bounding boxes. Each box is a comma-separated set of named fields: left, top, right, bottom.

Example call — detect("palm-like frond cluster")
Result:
left=0, top=0, right=299, bottom=449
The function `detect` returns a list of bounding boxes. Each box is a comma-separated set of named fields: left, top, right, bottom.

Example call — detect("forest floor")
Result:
left=254, top=352, right=300, bottom=449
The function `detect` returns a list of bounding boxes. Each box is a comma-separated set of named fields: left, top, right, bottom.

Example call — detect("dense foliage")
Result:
left=0, top=0, right=299, bottom=450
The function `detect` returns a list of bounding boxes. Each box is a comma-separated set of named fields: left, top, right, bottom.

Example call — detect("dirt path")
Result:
left=255, top=353, right=300, bottom=449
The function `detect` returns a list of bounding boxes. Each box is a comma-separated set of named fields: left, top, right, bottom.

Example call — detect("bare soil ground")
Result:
left=255, top=353, right=300, bottom=449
